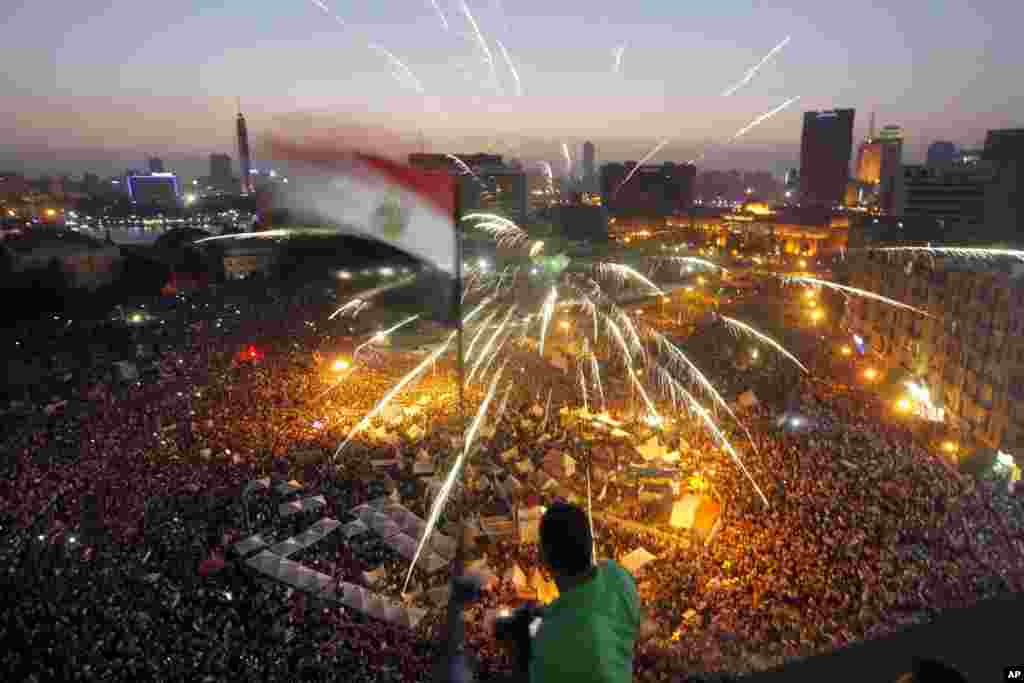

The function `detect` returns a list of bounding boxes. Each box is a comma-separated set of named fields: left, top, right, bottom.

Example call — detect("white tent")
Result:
left=636, top=437, right=668, bottom=462
left=504, top=563, right=528, bottom=590
left=619, top=547, right=658, bottom=574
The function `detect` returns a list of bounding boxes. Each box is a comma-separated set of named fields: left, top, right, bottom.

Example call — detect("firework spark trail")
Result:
left=404, top=361, right=506, bottom=592
left=578, top=361, right=590, bottom=413
left=732, top=96, right=801, bottom=141
left=629, top=368, right=661, bottom=423
left=463, top=213, right=530, bottom=248
left=562, top=143, right=573, bottom=177
left=585, top=340, right=606, bottom=411
left=655, top=255, right=728, bottom=274
left=538, top=286, right=559, bottom=355
left=861, top=246, right=1024, bottom=261
left=785, top=276, right=933, bottom=317
left=476, top=331, right=511, bottom=385
left=613, top=139, right=669, bottom=197
left=194, top=228, right=340, bottom=244
left=467, top=306, right=517, bottom=383
left=460, top=0, right=502, bottom=94
left=614, top=307, right=647, bottom=364
left=428, top=0, right=449, bottom=30
left=719, top=315, right=808, bottom=373
left=676, top=383, right=769, bottom=508
left=597, top=262, right=665, bottom=295
left=647, top=328, right=751, bottom=442
left=541, top=387, right=553, bottom=432
left=328, top=276, right=418, bottom=320
left=496, top=382, right=514, bottom=423
left=495, top=39, right=522, bottom=96
left=721, top=36, right=791, bottom=97
left=603, top=315, right=634, bottom=371
left=464, top=309, right=500, bottom=363
left=307, top=0, right=345, bottom=26
left=364, top=42, right=426, bottom=93
left=612, top=44, right=625, bottom=74
left=352, top=314, right=421, bottom=361
left=333, top=330, right=457, bottom=461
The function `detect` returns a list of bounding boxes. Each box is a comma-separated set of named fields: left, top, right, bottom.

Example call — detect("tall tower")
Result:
left=236, top=101, right=252, bottom=195
left=798, top=108, right=855, bottom=208
left=583, top=141, right=596, bottom=192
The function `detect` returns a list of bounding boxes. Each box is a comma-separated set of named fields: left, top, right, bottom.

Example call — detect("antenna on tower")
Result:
left=868, top=112, right=876, bottom=141
left=236, top=97, right=242, bottom=115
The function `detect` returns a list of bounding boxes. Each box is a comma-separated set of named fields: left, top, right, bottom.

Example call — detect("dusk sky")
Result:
left=2, top=0, right=1022, bottom=177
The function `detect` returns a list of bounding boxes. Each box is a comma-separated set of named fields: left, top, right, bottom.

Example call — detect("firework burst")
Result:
left=784, top=275, right=933, bottom=317
left=718, top=314, right=809, bottom=373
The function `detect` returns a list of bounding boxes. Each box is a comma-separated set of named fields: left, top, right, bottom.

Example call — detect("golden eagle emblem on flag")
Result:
left=374, top=191, right=410, bottom=241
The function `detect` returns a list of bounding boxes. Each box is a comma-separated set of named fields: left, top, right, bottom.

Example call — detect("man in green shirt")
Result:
left=528, top=502, right=642, bottom=683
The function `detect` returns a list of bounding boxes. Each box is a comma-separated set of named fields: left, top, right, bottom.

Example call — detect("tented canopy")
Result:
left=619, top=547, right=658, bottom=574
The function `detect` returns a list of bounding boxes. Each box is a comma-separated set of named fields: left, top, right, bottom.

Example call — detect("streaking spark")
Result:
left=404, top=361, right=506, bottom=591
left=785, top=276, right=932, bottom=317
left=613, top=139, right=669, bottom=197
left=718, top=315, right=809, bottom=373
left=732, top=96, right=800, bottom=141
left=496, top=39, right=522, bottom=96
left=721, top=36, right=791, bottom=96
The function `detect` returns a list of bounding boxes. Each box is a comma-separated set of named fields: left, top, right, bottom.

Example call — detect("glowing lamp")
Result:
left=333, top=359, right=350, bottom=372
left=895, top=397, right=912, bottom=413
left=863, top=368, right=878, bottom=381
left=941, top=441, right=957, bottom=454
left=840, top=345, right=852, bottom=356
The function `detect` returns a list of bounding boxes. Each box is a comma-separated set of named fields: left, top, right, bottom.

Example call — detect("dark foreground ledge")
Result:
left=747, top=593, right=1022, bottom=682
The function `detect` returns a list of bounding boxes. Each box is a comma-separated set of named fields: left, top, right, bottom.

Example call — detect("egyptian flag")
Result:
left=261, top=139, right=461, bottom=326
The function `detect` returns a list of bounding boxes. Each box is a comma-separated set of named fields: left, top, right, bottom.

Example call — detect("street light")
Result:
left=332, top=359, right=350, bottom=372
left=895, top=397, right=912, bottom=413
left=810, top=309, right=824, bottom=322
left=750, top=349, right=759, bottom=360
left=941, top=441, right=958, bottom=454
left=840, top=345, right=852, bottom=356
left=863, top=367, right=878, bottom=381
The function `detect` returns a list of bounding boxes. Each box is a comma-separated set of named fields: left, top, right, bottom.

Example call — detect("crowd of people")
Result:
left=2, top=277, right=1023, bottom=683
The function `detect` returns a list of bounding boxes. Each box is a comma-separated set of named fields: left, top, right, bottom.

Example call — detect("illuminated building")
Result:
left=127, top=173, right=179, bottom=207
left=845, top=252, right=1024, bottom=455
left=600, top=161, right=695, bottom=216
left=798, top=109, right=855, bottom=208
left=237, top=106, right=253, bottom=195
left=854, top=120, right=903, bottom=213
left=894, top=164, right=991, bottom=231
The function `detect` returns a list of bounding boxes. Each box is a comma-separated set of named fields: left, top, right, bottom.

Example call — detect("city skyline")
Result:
left=2, top=0, right=1022, bottom=177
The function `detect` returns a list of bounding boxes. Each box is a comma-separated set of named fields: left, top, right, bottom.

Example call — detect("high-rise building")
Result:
left=210, top=154, right=233, bottom=192
left=982, top=128, right=1024, bottom=242
left=237, top=107, right=252, bottom=195
left=600, top=162, right=695, bottom=215
left=798, top=108, right=855, bottom=208
left=128, top=174, right=180, bottom=207
left=927, top=141, right=957, bottom=167
left=583, top=141, right=596, bottom=192
left=148, top=157, right=166, bottom=174
left=856, top=124, right=903, bottom=213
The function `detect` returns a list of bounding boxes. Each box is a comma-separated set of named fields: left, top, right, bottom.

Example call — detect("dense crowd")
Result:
left=2, top=280, right=1023, bottom=683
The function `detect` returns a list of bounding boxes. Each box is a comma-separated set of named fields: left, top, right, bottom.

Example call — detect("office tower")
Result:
left=583, top=141, right=596, bottom=191
left=600, top=161, right=695, bottom=215
left=237, top=106, right=252, bottom=195
left=982, top=128, right=1024, bottom=242
left=209, top=153, right=233, bottom=192
left=927, top=141, right=957, bottom=167
left=798, top=108, right=855, bottom=208
left=128, top=174, right=180, bottom=207
left=148, top=157, right=165, bottom=174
